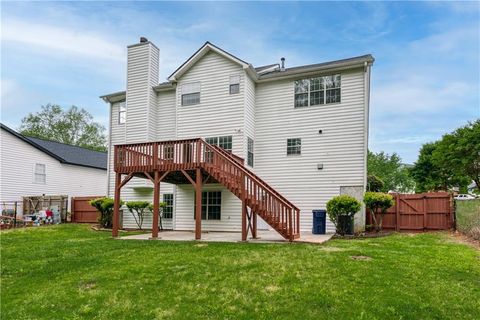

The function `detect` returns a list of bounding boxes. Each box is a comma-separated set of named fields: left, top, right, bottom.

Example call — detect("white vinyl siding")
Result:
left=0, top=129, right=106, bottom=215
left=255, top=68, right=366, bottom=232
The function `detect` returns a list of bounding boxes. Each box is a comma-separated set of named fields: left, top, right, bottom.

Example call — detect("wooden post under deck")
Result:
left=112, top=172, right=121, bottom=238
left=195, top=168, right=202, bottom=240
left=241, top=173, right=247, bottom=241
left=252, top=211, right=257, bottom=239
left=152, top=171, right=160, bottom=239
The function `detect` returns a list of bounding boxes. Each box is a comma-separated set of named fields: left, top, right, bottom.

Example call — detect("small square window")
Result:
left=229, top=84, right=240, bottom=94
left=287, top=138, right=301, bottom=155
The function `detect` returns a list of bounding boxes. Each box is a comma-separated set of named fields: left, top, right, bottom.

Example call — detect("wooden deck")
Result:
left=113, top=138, right=300, bottom=241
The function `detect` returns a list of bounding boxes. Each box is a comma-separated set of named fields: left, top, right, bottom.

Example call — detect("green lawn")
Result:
left=1, top=225, right=479, bottom=319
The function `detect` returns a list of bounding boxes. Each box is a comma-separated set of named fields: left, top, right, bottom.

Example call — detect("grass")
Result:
left=456, top=199, right=480, bottom=239
left=1, top=225, right=479, bottom=319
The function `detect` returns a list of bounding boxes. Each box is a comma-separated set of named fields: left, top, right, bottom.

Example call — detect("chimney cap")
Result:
left=140, top=37, right=148, bottom=43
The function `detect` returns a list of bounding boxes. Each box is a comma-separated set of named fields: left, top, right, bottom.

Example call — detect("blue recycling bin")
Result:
left=312, top=209, right=326, bottom=234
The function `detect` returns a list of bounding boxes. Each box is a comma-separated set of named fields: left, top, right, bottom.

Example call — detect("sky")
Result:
left=1, top=1, right=479, bottom=164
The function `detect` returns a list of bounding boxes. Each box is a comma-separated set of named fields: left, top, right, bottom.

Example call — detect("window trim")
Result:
left=118, top=102, right=126, bottom=124
left=294, top=74, right=341, bottom=108
left=195, top=191, right=222, bottom=220
left=229, top=75, right=240, bottom=94
left=162, top=194, right=174, bottom=219
left=247, top=137, right=254, bottom=167
left=181, top=82, right=201, bottom=106
left=34, top=163, right=46, bottom=184
left=287, top=138, right=302, bottom=156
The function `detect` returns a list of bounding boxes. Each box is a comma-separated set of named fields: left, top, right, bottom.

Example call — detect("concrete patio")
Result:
left=120, top=229, right=333, bottom=244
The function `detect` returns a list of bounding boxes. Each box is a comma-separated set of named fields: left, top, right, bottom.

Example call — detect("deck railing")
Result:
left=114, top=139, right=300, bottom=240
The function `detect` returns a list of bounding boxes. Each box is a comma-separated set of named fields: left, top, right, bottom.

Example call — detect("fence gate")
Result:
left=367, top=192, right=454, bottom=232
left=71, top=196, right=102, bottom=223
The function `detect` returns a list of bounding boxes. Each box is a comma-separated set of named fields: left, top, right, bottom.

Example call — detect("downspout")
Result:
left=106, top=101, right=113, bottom=197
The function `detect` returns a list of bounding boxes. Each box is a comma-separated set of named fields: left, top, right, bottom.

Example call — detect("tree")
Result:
left=410, top=120, right=479, bottom=192
left=367, top=150, right=415, bottom=193
left=89, top=197, right=123, bottom=228
left=126, top=201, right=151, bottom=230
left=363, top=192, right=394, bottom=232
left=19, top=104, right=107, bottom=152
left=326, top=195, right=361, bottom=236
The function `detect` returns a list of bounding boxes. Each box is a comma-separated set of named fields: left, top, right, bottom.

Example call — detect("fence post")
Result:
left=14, top=201, right=17, bottom=229
left=395, top=194, right=400, bottom=232
left=423, top=196, right=427, bottom=231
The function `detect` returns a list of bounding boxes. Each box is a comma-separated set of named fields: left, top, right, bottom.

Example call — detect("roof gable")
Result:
left=168, top=42, right=250, bottom=81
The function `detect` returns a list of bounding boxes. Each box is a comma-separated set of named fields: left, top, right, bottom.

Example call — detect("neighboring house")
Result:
left=0, top=124, right=107, bottom=214
left=101, top=39, right=373, bottom=236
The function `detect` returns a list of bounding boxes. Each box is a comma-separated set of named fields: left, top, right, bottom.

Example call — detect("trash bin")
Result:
left=312, top=209, right=326, bottom=234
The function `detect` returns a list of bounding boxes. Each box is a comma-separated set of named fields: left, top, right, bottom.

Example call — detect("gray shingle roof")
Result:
left=27, top=137, right=107, bottom=170
left=1, top=124, right=107, bottom=170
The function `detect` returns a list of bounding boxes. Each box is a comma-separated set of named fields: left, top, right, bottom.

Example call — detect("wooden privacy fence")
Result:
left=366, top=192, right=454, bottom=232
left=71, top=196, right=103, bottom=223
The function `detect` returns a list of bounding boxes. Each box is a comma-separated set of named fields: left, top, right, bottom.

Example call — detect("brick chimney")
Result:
left=125, top=37, right=159, bottom=143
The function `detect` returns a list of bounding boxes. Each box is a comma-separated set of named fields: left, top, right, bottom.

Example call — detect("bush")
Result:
left=456, top=199, right=480, bottom=240
left=326, top=195, right=361, bottom=236
left=126, top=201, right=151, bottom=230
left=367, top=174, right=384, bottom=192
left=363, top=192, right=394, bottom=232
left=89, top=197, right=124, bottom=228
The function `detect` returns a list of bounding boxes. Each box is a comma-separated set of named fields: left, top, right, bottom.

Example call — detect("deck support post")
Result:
left=241, top=173, right=247, bottom=241
left=195, top=168, right=202, bottom=240
left=112, top=172, right=121, bottom=238
left=252, top=211, right=257, bottom=239
left=152, top=171, right=161, bottom=239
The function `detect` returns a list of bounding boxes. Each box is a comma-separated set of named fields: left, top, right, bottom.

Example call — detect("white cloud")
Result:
left=1, top=18, right=125, bottom=62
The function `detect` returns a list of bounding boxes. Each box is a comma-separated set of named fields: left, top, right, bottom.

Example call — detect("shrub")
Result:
left=367, top=174, right=384, bottom=192
left=126, top=201, right=151, bottom=230
left=89, top=197, right=124, bottom=228
left=363, top=192, right=394, bottom=232
left=456, top=199, right=480, bottom=240
left=326, top=195, right=361, bottom=236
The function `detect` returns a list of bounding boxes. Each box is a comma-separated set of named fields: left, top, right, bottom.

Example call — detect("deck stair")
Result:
left=114, top=138, right=300, bottom=240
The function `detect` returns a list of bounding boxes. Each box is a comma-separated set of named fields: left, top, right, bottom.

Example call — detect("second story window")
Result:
left=206, top=136, right=233, bottom=152
left=181, top=82, right=201, bottom=106
left=287, top=138, right=301, bottom=155
left=247, top=137, right=254, bottom=167
left=34, top=163, right=46, bottom=184
left=229, top=75, right=240, bottom=94
left=294, top=74, right=341, bottom=108
left=118, top=101, right=126, bottom=124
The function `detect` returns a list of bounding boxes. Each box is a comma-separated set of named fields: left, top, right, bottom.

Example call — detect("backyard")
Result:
left=1, top=224, right=479, bottom=319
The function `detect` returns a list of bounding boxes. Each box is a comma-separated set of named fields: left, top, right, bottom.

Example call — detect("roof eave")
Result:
left=256, top=56, right=374, bottom=82
left=100, top=91, right=126, bottom=103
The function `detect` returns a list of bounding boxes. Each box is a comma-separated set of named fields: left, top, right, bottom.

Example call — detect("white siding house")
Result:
left=101, top=39, right=373, bottom=234
left=0, top=124, right=107, bottom=214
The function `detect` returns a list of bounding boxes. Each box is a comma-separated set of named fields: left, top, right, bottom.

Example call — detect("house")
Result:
left=100, top=38, right=373, bottom=240
left=0, top=124, right=107, bottom=215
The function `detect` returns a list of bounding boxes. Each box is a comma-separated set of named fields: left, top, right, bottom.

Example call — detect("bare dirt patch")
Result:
left=449, top=231, right=480, bottom=250
left=350, top=255, right=372, bottom=261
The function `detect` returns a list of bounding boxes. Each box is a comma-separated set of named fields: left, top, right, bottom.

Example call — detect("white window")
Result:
left=294, top=74, right=341, bottom=108
left=34, top=163, right=46, bottom=184
left=229, top=75, right=240, bottom=94
left=162, top=194, right=174, bottom=219
left=205, top=136, right=232, bottom=152
left=181, top=82, right=201, bottom=106
left=118, top=101, right=126, bottom=124
left=247, top=137, right=254, bottom=167
left=287, top=138, right=301, bottom=155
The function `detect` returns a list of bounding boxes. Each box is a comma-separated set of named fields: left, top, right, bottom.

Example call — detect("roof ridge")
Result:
left=25, top=135, right=107, bottom=154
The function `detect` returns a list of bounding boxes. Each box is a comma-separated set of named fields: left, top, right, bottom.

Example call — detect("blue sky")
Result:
left=1, top=1, right=479, bottom=163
